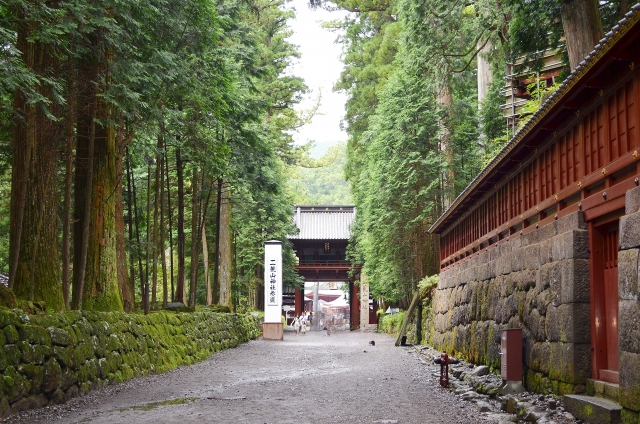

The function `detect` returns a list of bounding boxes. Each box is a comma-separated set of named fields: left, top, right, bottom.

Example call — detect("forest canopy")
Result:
left=0, top=0, right=308, bottom=312
left=0, top=0, right=632, bottom=313
left=328, top=0, right=629, bottom=306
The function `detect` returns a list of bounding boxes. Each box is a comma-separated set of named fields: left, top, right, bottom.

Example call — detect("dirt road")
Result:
left=6, top=329, right=485, bottom=424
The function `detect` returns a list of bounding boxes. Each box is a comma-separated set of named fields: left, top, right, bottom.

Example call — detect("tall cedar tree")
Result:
left=9, top=2, right=64, bottom=310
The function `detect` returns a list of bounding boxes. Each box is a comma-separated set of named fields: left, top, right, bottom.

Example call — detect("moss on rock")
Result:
left=4, top=366, right=30, bottom=403
left=4, top=344, right=20, bottom=368
left=0, top=286, right=16, bottom=310
left=17, top=341, right=34, bottom=363
left=0, top=347, right=6, bottom=372
left=47, top=328, right=72, bottom=347
left=43, top=358, right=62, bottom=393
left=4, top=326, right=19, bottom=345
left=18, top=325, right=51, bottom=347
left=0, top=310, right=260, bottom=415
left=19, top=363, right=43, bottom=395
left=620, top=408, right=639, bottom=424
left=32, top=344, right=51, bottom=365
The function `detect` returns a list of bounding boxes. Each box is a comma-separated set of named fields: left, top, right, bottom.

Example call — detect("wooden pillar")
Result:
left=350, top=281, right=360, bottom=330
left=295, top=287, right=303, bottom=317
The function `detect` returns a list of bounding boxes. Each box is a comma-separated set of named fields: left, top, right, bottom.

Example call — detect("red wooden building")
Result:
left=429, top=6, right=640, bottom=419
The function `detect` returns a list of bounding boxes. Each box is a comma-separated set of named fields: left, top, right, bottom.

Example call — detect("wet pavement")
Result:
left=3, top=329, right=573, bottom=423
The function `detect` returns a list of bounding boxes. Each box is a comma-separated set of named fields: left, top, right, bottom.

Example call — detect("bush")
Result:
left=377, top=311, right=406, bottom=337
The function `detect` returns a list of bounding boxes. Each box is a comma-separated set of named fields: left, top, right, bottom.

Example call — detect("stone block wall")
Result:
left=0, top=310, right=261, bottom=417
left=618, top=185, right=640, bottom=418
left=429, top=211, right=591, bottom=395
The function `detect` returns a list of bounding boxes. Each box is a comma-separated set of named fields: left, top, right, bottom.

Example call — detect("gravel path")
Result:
left=4, top=329, right=539, bottom=423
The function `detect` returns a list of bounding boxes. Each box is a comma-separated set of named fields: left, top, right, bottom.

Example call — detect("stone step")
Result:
left=587, top=378, right=620, bottom=401
left=563, top=394, right=622, bottom=424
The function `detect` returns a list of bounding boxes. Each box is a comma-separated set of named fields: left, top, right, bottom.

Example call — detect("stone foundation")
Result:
left=618, top=185, right=640, bottom=415
left=262, top=322, right=283, bottom=340
left=429, top=211, right=591, bottom=394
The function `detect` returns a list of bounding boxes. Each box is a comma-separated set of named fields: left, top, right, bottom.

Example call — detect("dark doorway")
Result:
left=369, top=299, right=378, bottom=324
left=589, top=218, right=620, bottom=384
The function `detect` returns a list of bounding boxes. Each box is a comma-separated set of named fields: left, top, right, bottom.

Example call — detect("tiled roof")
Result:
left=429, top=4, right=640, bottom=234
left=288, top=205, right=355, bottom=240
left=304, top=293, right=342, bottom=302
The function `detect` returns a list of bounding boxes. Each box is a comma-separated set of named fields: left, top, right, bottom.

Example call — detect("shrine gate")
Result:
left=287, top=205, right=372, bottom=330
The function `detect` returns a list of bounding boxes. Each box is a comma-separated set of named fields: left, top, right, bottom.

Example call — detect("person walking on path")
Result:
left=293, top=316, right=300, bottom=336
left=300, top=315, right=307, bottom=335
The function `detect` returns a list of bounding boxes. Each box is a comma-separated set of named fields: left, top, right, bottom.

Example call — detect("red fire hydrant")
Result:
left=434, top=352, right=459, bottom=388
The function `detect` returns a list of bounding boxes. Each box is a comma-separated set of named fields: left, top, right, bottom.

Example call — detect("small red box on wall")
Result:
left=501, top=328, right=523, bottom=381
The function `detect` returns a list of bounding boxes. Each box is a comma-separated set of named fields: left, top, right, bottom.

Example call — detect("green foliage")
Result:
left=400, top=0, right=503, bottom=77
left=481, top=133, right=510, bottom=167
left=519, top=77, right=560, bottom=123
left=219, top=0, right=308, bottom=298
left=336, top=0, right=628, bottom=306
left=480, top=76, right=510, bottom=166
left=506, top=0, right=565, bottom=71
left=600, top=1, right=633, bottom=30
left=288, top=142, right=353, bottom=205
left=506, top=0, right=628, bottom=73
left=377, top=311, right=405, bottom=337
left=340, top=0, right=484, bottom=304
left=330, top=1, right=400, bottom=186
left=231, top=153, right=304, bottom=290
left=417, top=274, right=438, bottom=297
left=446, top=70, right=481, bottom=196
left=2, top=0, right=626, bottom=312
left=349, top=64, right=445, bottom=303
left=0, top=0, right=307, bottom=310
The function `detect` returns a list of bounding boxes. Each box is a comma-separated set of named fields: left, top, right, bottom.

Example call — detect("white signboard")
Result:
left=264, top=241, right=282, bottom=323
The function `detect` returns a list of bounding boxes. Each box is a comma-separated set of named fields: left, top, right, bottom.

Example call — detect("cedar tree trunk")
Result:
left=160, top=154, right=168, bottom=308
left=116, top=125, right=134, bottom=312
left=212, top=177, right=223, bottom=304
left=218, top=183, right=233, bottom=309
left=10, top=13, right=64, bottom=310
left=561, top=0, right=603, bottom=70
left=188, top=167, right=201, bottom=307
left=175, top=148, right=186, bottom=303
left=72, top=31, right=123, bottom=311
left=203, top=223, right=211, bottom=306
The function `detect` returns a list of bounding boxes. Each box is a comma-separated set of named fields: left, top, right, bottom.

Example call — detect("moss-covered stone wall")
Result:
left=429, top=211, right=590, bottom=395
left=0, top=309, right=261, bottom=417
left=617, top=186, right=640, bottom=419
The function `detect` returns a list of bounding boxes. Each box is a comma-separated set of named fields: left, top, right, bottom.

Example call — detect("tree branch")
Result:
left=452, top=35, right=491, bottom=73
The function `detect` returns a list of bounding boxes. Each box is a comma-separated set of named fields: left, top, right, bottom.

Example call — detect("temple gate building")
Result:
left=288, top=205, right=375, bottom=330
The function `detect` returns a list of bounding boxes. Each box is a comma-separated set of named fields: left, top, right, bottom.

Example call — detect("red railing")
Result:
left=296, top=260, right=351, bottom=268
left=440, top=74, right=639, bottom=269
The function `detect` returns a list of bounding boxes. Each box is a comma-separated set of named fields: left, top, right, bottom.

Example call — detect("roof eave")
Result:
left=428, top=6, right=640, bottom=235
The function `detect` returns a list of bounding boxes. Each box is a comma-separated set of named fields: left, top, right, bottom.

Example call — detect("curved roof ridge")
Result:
left=288, top=206, right=356, bottom=240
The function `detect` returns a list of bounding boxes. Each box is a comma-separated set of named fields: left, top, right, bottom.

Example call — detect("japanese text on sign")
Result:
left=268, top=258, right=277, bottom=305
